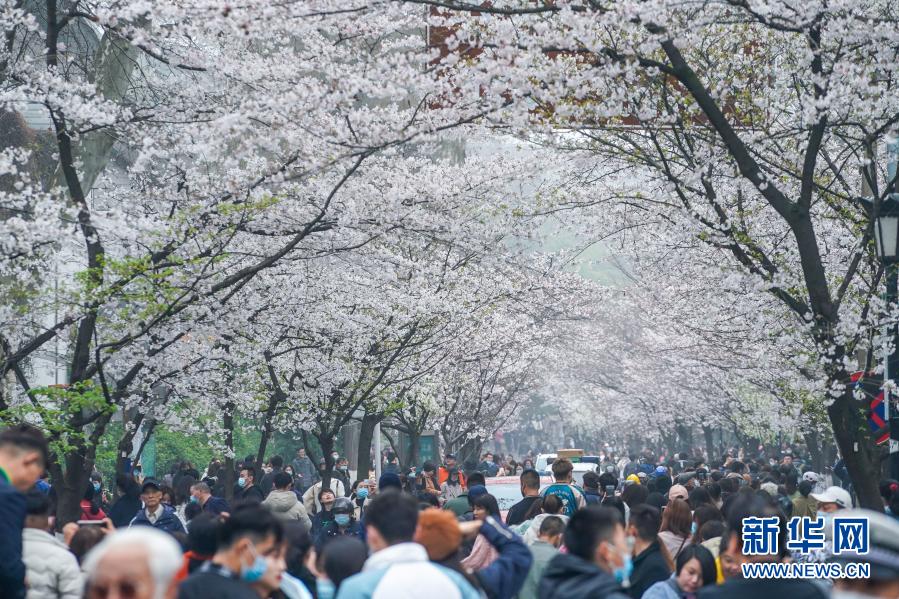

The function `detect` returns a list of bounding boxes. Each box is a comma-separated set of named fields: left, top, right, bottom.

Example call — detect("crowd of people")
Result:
left=3, top=423, right=899, bottom=599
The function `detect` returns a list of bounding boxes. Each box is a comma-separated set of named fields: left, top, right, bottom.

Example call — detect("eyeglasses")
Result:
left=88, top=580, right=144, bottom=599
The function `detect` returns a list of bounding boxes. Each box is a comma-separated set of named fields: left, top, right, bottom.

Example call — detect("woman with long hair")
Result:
left=79, top=484, right=106, bottom=521
left=642, top=544, right=717, bottom=599
left=689, top=504, right=724, bottom=545
left=460, top=494, right=501, bottom=571
left=658, top=498, right=692, bottom=559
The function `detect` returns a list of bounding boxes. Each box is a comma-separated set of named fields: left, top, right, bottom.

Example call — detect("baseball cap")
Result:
left=668, top=484, right=688, bottom=501
left=826, top=509, right=899, bottom=580
left=811, top=486, right=852, bottom=509
left=654, top=466, right=668, bottom=477
left=802, top=471, right=819, bottom=483
left=141, top=478, right=161, bottom=493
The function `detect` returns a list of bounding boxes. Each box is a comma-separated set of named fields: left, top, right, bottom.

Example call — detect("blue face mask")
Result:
left=613, top=551, right=633, bottom=585
left=316, top=579, right=336, bottom=599
left=240, top=545, right=268, bottom=583
left=189, top=495, right=199, bottom=504
left=238, top=477, right=247, bottom=488
left=690, top=521, right=698, bottom=535
left=92, top=482, right=101, bottom=492
left=356, top=488, right=369, bottom=500
left=335, top=514, right=351, bottom=527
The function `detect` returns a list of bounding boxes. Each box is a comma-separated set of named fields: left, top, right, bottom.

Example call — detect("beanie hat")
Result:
left=378, top=472, right=402, bottom=491
left=414, top=508, right=462, bottom=561
left=468, top=484, right=488, bottom=503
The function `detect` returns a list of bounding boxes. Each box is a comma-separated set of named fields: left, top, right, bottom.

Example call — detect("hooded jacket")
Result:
left=263, top=489, right=312, bottom=530
left=129, top=503, right=186, bottom=534
left=336, top=542, right=480, bottom=599
left=538, top=553, right=630, bottom=599
left=21, top=527, right=83, bottom=599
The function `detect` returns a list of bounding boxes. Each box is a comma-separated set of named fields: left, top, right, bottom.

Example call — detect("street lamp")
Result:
left=868, top=143, right=899, bottom=480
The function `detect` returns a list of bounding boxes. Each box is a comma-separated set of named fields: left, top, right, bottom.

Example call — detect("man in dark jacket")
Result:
left=539, top=506, right=631, bottom=599
left=582, top=471, right=603, bottom=505
left=315, top=497, right=363, bottom=550
left=237, top=465, right=265, bottom=503
left=129, top=479, right=186, bottom=534
left=506, top=469, right=541, bottom=526
left=0, top=424, right=48, bottom=599
left=258, top=455, right=283, bottom=495
left=107, top=473, right=144, bottom=528
left=190, top=481, right=230, bottom=515
left=627, top=504, right=671, bottom=598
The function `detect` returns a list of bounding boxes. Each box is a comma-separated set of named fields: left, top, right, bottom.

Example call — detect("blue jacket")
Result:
left=202, top=495, right=229, bottom=515
left=129, top=504, right=186, bottom=534
left=0, top=473, right=26, bottom=598
left=474, top=517, right=533, bottom=599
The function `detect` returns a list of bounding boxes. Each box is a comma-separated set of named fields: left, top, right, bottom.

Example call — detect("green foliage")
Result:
left=91, top=417, right=326, bottom=482
left=1, top=381, right=114, bottom=460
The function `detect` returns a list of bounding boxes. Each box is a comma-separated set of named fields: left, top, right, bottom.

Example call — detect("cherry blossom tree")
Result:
left=420, top=0, right=899, bottom=508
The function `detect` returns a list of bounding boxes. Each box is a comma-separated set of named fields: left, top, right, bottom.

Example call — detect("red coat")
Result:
left=79, top=500, right=106, bottom=521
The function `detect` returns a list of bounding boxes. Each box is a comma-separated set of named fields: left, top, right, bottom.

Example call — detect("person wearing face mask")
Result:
left=350, top=480, right=370, bottom=520
left=190, top=481, right=230, bottom=515
left=332, top=458, right=351, bottom=492
left=643, top=545, right=717, bottom=599
left=178, top=505, right=285, bottom=599
left=80, top=482, right=108, bottom=521
left=237, top=466, right=266, bottom=504
left=538, top=505, right=632, bottom=599
left=315, top=497, right=363, bottom=551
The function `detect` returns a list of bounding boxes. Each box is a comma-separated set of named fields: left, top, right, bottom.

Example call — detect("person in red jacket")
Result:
left=80, top=483, right=107, bottom=521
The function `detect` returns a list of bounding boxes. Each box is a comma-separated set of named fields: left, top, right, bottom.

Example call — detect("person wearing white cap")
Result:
left=827, top=509, right=899, bottom=598
left=811, top=486, right=853, bottom=514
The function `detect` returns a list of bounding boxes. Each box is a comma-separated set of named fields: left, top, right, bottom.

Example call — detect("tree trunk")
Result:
left=828, top=386, right=882, bottom=510
left=223, top=402, right=236, bottom=501
left=356, top=412, right=380, bottom=482
left=408, top=430, right=421, bottom=471
left=116, top=410, right=145, bottom=481
left=457, top=438, right=482, bottom=469
left=702, top=425, right=715, bottom=462
left=56, top=446, right=92, bottom=526
left=302, top=430, right=315, bottom=462
left=803, top=429, right=826, bottom=475
left=317, top=432, right=335, bottom=493
left=255, top=392, right=282, bottom=469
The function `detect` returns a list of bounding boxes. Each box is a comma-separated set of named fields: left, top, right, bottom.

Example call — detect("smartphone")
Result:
left=77, top=520, right=104, bottom=527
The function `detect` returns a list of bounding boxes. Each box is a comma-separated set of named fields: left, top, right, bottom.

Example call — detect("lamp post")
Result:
left=869, top=138, right=899, bottom=480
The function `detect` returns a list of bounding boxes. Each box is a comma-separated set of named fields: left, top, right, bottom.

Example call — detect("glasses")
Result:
left=88, top=581, right=144, bottom=599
